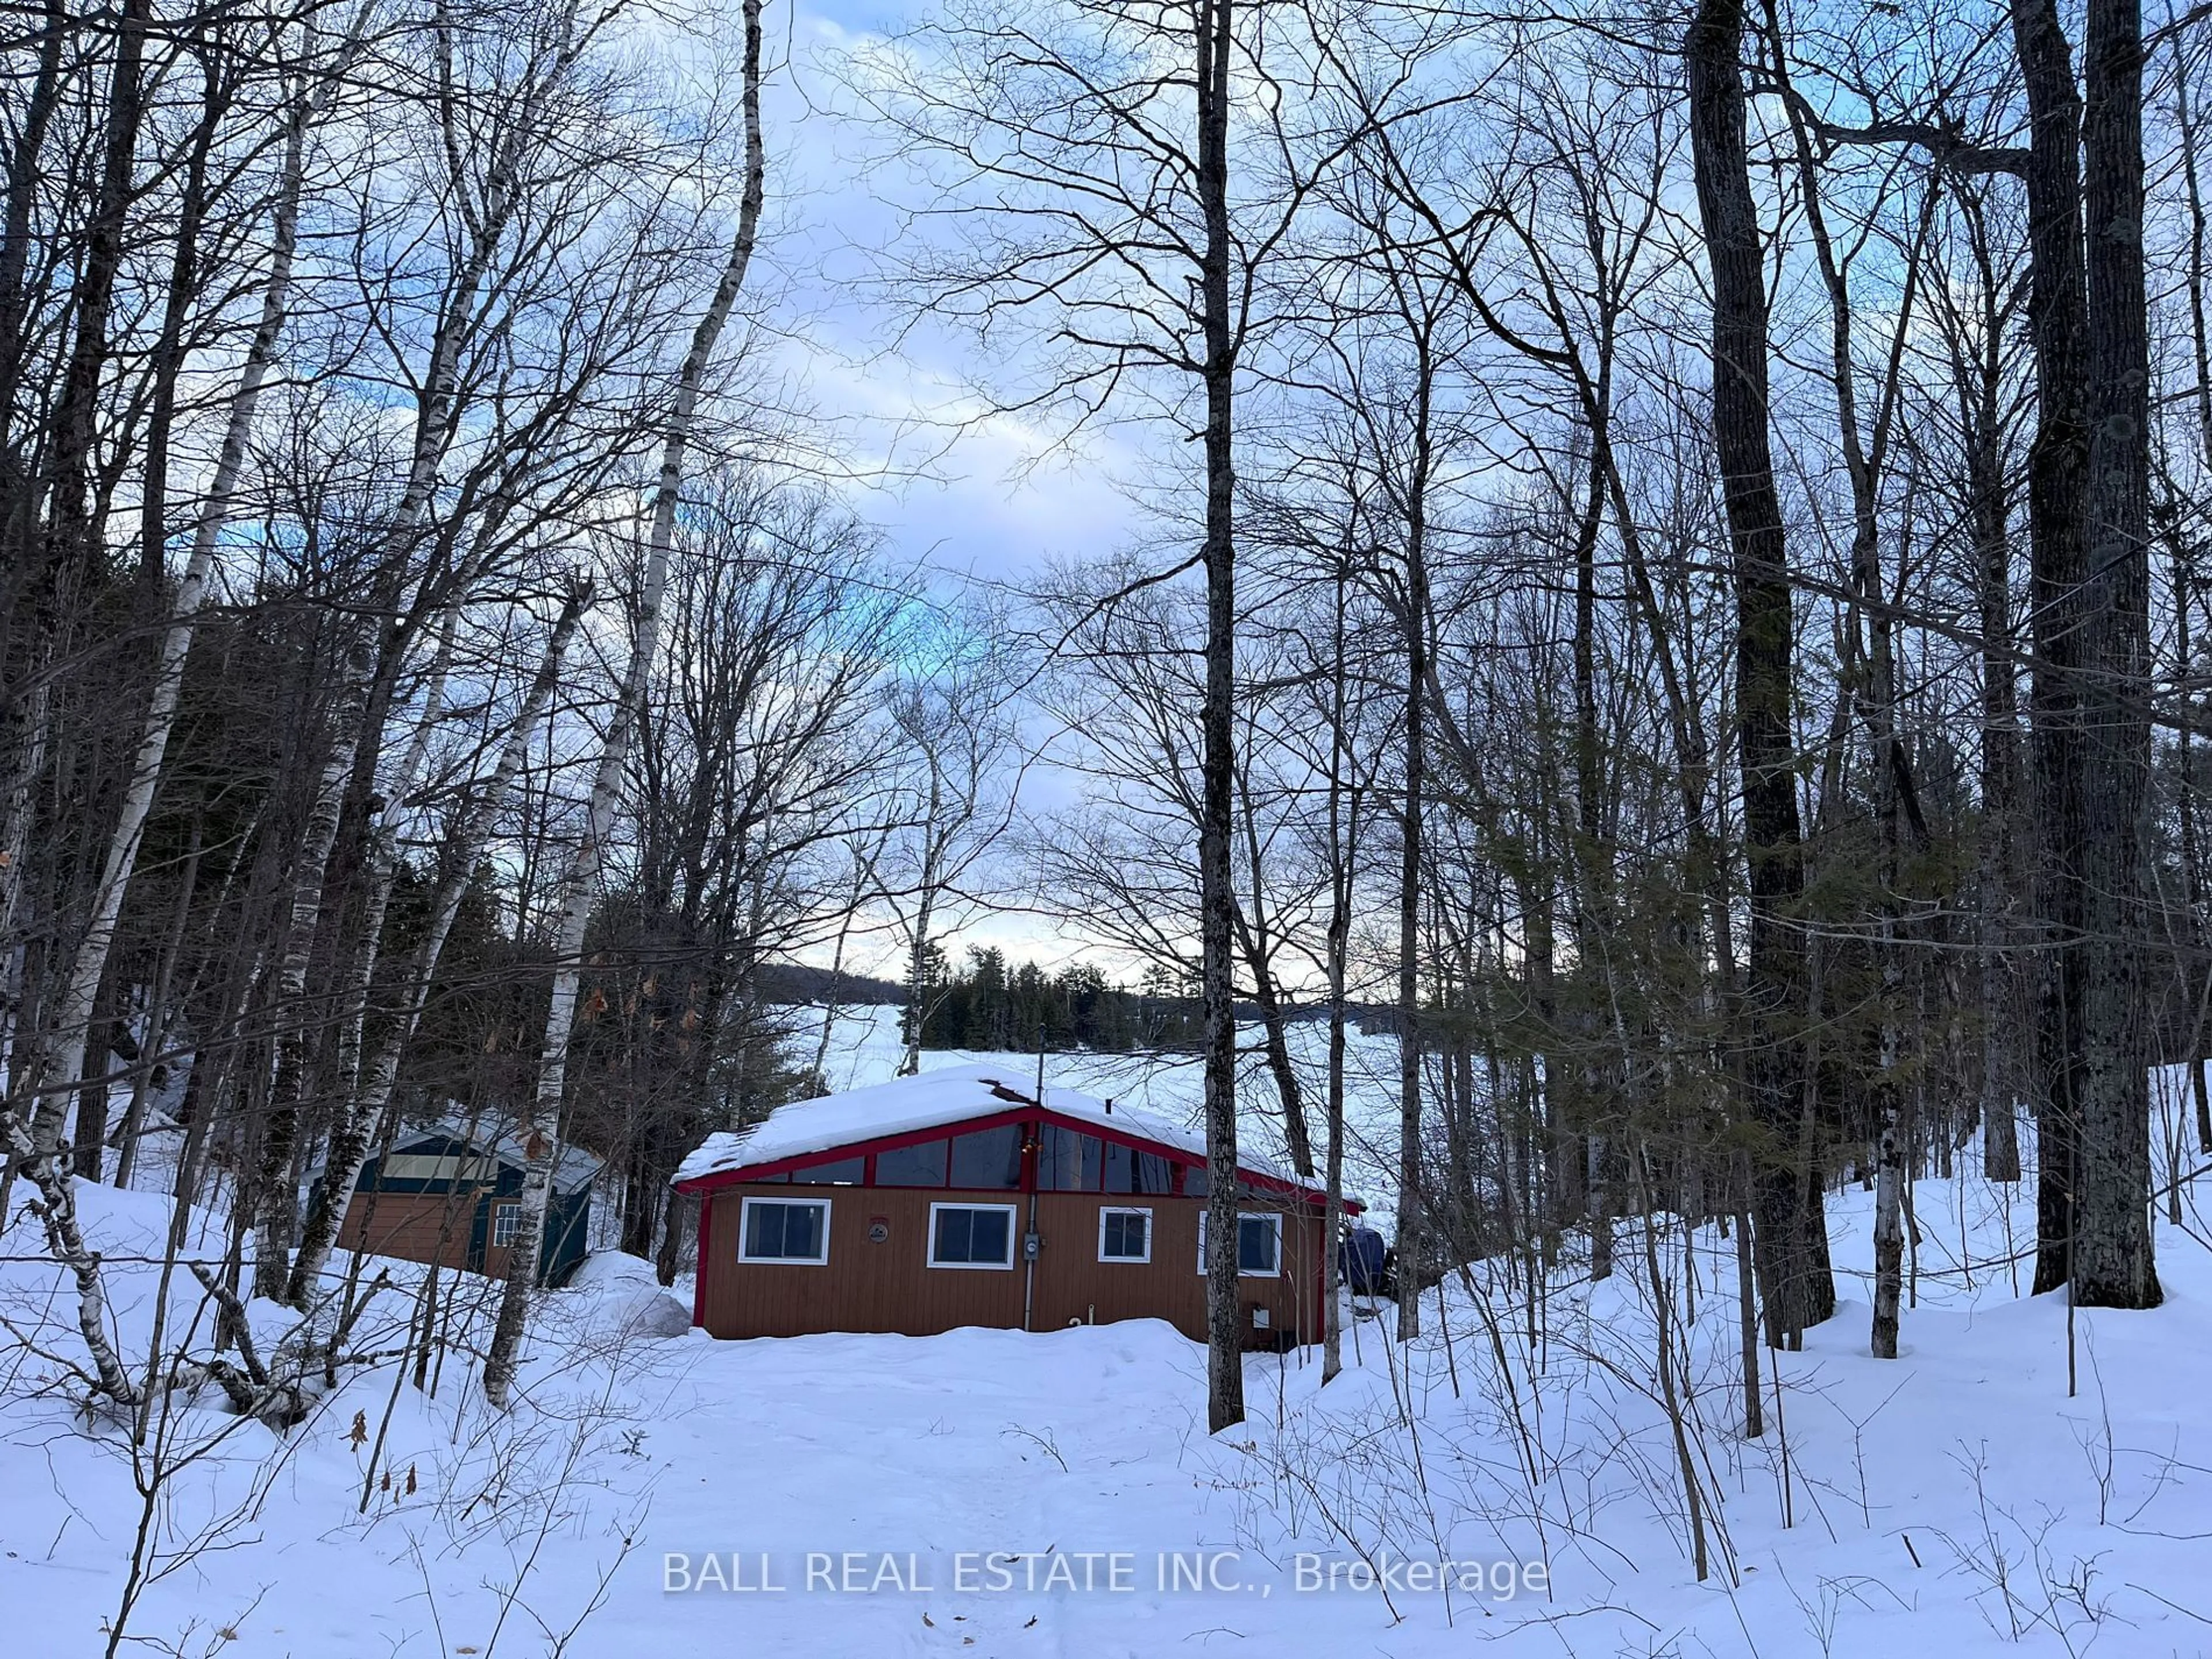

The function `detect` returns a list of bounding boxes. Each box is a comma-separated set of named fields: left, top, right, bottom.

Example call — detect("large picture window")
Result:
left=874, top=1138, right=949, bottom=1187
left=738, top=1196, right=831, bottom=1264
left=1038, top=1126, right=1102, bottom=1191
left=949, top=1124, right=1023, bottom=1189
left=1098, top=1207, right=1152, bottom=1263
left=928, top=1202, right=1018, bottom=1269
left=1196, top=1211, right=1283, bottom=1278
left=1102, top=1142, right=1175, bottom=1195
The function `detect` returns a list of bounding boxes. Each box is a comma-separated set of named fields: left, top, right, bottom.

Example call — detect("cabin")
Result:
left=672, top=1065, right=1357, bottom=1347
left=316, top=1114, right=600, bottom=1287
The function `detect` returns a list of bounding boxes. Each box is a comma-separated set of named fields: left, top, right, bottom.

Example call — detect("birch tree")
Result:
left=482, top=0, right=768, bottom=1408
left=285, top=588, right=587, bottom=1308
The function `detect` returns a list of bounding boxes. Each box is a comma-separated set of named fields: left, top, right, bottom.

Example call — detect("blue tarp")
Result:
left=1339, top=1225, right=1388, bottom=1293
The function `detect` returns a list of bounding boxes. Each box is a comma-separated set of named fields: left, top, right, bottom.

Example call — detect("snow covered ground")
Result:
left=5, top=1035, right=2211, bottom=1656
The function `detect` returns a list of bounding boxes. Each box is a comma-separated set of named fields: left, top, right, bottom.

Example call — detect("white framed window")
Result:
left=738, top=1196, right=832, bottom=1264
left=491, top=1202, right=521, bottom=1247
left=1098, top=1207, right=1152, bottom=1263
left=928, top=1202, right=1018, bottom=1270
left=1197, top=1211, right=1283, bottom=1278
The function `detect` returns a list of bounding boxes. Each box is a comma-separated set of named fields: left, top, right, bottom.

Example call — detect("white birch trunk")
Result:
left=0, top=21, right=369, bottom=1393
left=1871, top=1017, right=1906, bottom=1358
left=897, top=839, right=940, bottom=1076
left=260, top=611, right=459, bottom=1306
left=245, top=0, right=571, bottom=1300
left=482, top=0, right=766, bottom=1407
left=286, top=589, right=586, bottom=1306
left=331, top=608, right=459, bottom=1089
left=21, top=36, right=349, bottom=1157
left=251, top=631, right=376, bottom=1299
left=0, top=1105, right=139, bottom=1404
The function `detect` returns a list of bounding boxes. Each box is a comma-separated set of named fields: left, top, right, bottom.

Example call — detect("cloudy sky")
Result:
left=748, top=0, right=1153, bottom=590
left=737, top=0, right=1190, bottom=976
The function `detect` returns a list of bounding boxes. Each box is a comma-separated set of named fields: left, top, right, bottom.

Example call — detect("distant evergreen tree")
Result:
left=916, top=948, right=1195, bottom=1052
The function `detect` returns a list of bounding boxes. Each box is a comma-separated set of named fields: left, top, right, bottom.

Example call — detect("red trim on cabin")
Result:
left=692, top=1190, right=713, bottom=1328
left=1033, top=1109, right=1213, bottom=1185
left=672, top=1097, right=1361, bottom=1215
left=673, top=1105, right=1038, bottom=1192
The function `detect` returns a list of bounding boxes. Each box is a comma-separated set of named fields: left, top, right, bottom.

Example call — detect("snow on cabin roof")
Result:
left=308, top=1108, right=604, bottom=1195
left=670, top=1063, right=1324, bottom=1196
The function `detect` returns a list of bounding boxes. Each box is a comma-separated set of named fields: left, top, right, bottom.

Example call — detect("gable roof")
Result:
left=312, top=1108, right=604, bottom=1196
left=671, top=1063, right=1332, bottom=1201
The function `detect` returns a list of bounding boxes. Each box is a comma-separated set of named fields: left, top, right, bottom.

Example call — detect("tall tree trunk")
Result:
left=2012, top=0, right=2096, bottom=1297
left=1963, top=206, right=2027, bottom=1181
left=286, top=590, right=585, bottom=1308
left=1195, top=0, right=1246, bottom=1436
left=1321, top=559, right=1353, bottom=1385
left=1567, top=443, right=1611, bottom=1283
left=1733, top=1149, right=1763, bottom=1435
left=898, top=845, right=938, bottom=1077
left=1389, top=316, right=1439, bottom=1342
left=1393, top=491, right=1427, bottom=1343
left=2176, top=23, right=2212, bottom=1154
left=1779, top=96, right=1926, bottom=1358
left=251, top=632, right=376, bottom=1299
left=2073, top=0, right=2161, bottom=1308
left=1871, top=1018, right=1906, bottom=1354
left=1687, top=0, right=1832, bottom=1341
left=483, top=0, right=767, bottom=1407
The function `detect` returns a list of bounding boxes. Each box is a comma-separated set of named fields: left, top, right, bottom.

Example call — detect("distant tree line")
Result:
left=908, top=946, right=1200, bottom=1054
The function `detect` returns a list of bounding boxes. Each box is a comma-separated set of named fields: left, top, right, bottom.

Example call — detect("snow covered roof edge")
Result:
left=670, top=1062, right=1324, bottom=1196
left=305, top=1105, right=602, bottom=1195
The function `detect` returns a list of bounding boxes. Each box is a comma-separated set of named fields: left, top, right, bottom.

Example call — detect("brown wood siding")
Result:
left=1027, top=1193, right=1321, bottom=1344
left=700, top=1186, right=1022, bottom=1339
left=338, top=1191, right=494, bottom=1275
left=699, top=1184, right=1325, bottom=1346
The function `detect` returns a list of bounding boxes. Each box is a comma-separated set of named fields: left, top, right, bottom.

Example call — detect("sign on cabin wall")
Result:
left=868, top=1217, right=889, bottom=1244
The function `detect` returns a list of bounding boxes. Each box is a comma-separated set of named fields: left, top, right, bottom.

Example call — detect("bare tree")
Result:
left=878, top=630, right=1023, bottom=1076
left=863, top=0, right=1388, bottom=1429
left=483, top=0, right=768, bottom=1407
left=1687, top=0, right=1832, bottom=1343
